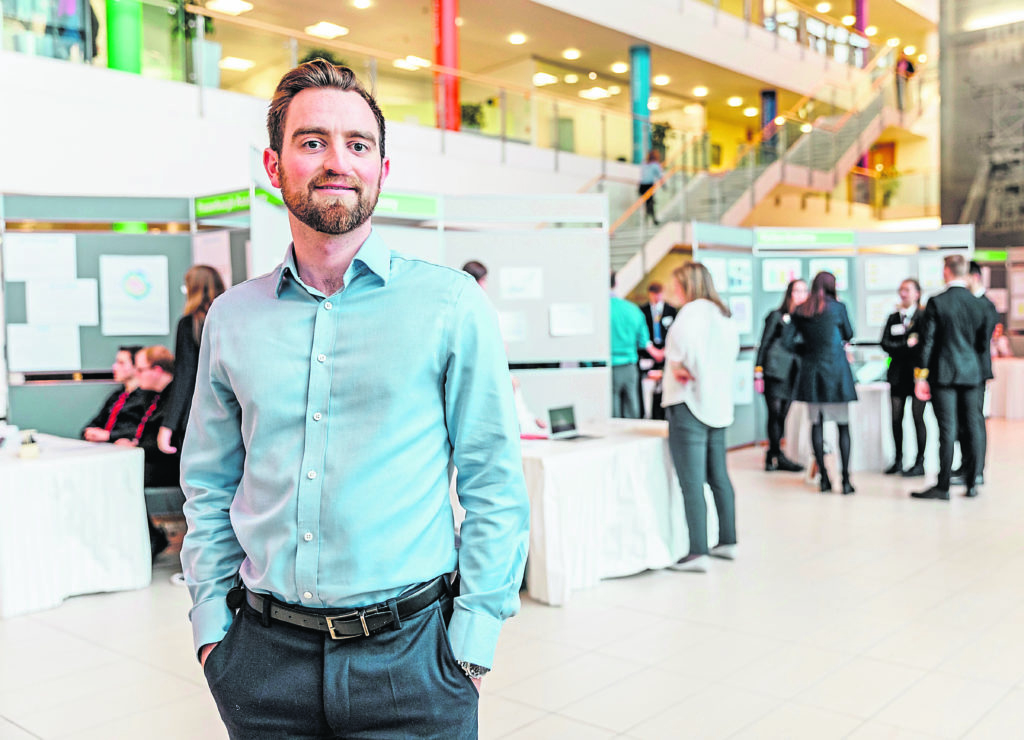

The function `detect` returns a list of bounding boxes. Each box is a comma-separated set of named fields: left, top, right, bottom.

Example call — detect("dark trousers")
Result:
left=956, top=382, right=987, bottom=478
left=667, top=403, right=737, bottom=556
left=612, top=363, right=641, bottom=419
left=638, top=183, right=656, bottom=222
left=763, top=380, right=792, bottom=458
left=890, top=394, right=927, bottom=465
left=203, top=594, right=478, bottom=739
left=931, top=383, right=984, bottom=490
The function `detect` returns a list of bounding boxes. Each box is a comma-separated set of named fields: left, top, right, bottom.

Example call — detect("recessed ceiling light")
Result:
left=588, top=72, right=597, bottom=80
left=532, top=72, right=558, bottom=86
left=564, top=73, right=579, bottom=84
left=684, top=104, right=703, bottom=115
left=305, top=21, right=349, bottom=39
left=774, top=116, right=786, bottom=125
left=611, top=62, right=629, bottom=74
left=579, top=87, right=611, bottom=100
left=218, top=55, right=254, bottom=71
left=206, top=0, right=253, bottom=15
left=800, top=123, right=813, bottom=133
left=562, top=48, right=581, bottom=60
left=352, top=0, right=371, bottom=8
left=508, top=32, right=526, bottom=45
left=743, top=107, right=759, bottom=117
left=887, top=37, right=900, bottom=47
left=917, top=53, right=928, bottom=63
left=608, top=85, right=622, bottom=95
left=865, top=25, right=878, bottom=36
left=455, top=16, right=463, bottom=26
left=903, top=45, right=917, bottom=55
left=727, top=96, right=743, bottom=107
left=393, top=55, right=431, bottom=70
left=692, top=85, right=709, bottom=97
left=815, top=2, right=831, bottom=12
left=648, top=97, right=661, bottom=111
left=653, top=74, right=670, bottom=86
left=841, top=14, right=855, bottom=25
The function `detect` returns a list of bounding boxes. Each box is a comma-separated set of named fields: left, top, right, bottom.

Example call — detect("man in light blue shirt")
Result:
left=180, top=61, right=529, bottom=739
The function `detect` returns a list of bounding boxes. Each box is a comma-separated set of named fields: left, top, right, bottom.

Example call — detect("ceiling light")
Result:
left=206, top=0, right=253, bottom=14
left=653, top=74, right=670, bottom=86
left=774, top=116, right=786, bottom=125
left=692, top=85, right=708, bottom=97
left=611, top=61, right=629, bottom=74
left=887, top=37, right=900, bottom=47
left=841, top=14, right=855, bottom=25
left=579, top=87, right=611, bottom=100
left=648, top=97, right=661, bottom=111
left=963, top=10, right=1024, bottom=31
left=532, top=72, right=558, bottom=86
left=903, top=45, right=917, bottom=55
left=865, top=25, right=878, bottom=36
left=564, top=73, right=579, bottom=84
left=608, top=85, right=622, bottom=94
left=684, top=104, right=703, bottom=115
left=455, top=16, right=463, bottom=26
left=800, top=123, right=813, bottom=133
left=218, top=55, right=254, bottom=71
left=588, top=72, right=597, bottom=80
left=743, top=107, right=759, bottom=117
left=508, top=32, right=526, bottom=45
left=917, top=53, right=927, bottom=63
left=727, top=96, right=743, bottom=107
left=815, top=2, right=831, bottom=12
left=562, top=48, right=581, bottom=60
left=392, top=55, right=431, bottom=71
left=352, top=0, right=371, bottom=8
left=305, top=21, right=349, bottom=39
left=875, top=163, right=885, bottom=172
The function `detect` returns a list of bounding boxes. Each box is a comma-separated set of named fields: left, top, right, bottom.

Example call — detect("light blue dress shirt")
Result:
left=180, top=231, right=530, bottom=669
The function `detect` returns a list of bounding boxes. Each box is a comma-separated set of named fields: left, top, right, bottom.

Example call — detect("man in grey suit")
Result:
left=912, top=255, right=990, bottom=500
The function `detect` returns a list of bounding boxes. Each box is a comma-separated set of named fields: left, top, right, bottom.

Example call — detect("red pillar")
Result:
left=433, top=0, right=460, bottom=131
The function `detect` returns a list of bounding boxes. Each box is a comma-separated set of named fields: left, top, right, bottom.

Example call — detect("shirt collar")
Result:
left=275, top=230, right=391, bottom=297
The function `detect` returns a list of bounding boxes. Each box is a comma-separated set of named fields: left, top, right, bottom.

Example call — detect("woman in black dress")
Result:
left=880, top=278, right=927, bottom=477
left=756, top=279, right=808, bottom=472
left=791, top=272, right=858, bottom=494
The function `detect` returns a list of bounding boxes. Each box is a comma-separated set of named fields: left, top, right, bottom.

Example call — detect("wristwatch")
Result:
left=457, top=660, right=490, bottom=680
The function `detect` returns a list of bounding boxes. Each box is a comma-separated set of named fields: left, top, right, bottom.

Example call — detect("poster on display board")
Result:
left=761, top=258, right=802, bottom=292
left=808, top=258, right=850, bottom=290
left=864, top=257, right=912, bottom=292
left=701, top=257, right=728, bottom=292
left=1, top=233, right=77, bottom=282
left=727, top=259, right=752, bottom=293
left=99, top=255, right=170, bottom=336
left=918, top=256, right=945, bottom=293
left=728, top=296, right=753, bottom=335
left=866, top=294, right=898, bottom=330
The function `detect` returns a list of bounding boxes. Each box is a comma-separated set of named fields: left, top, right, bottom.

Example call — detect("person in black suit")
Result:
left=755, top=279, right=808, bottom=472
left=880, top=279, right=928, bottom=477
left=640, top=282, right=678, bottom=419
left=912, top=255, right=989, bottom=500
left=80, top=344, right=154, bottom=443
left=791, top=272, right=858, bottom=494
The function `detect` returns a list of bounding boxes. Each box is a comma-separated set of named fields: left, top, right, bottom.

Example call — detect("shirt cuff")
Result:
left=190, top=596, right=235, bottom=662
left=447, top=604, right=503, bottom=669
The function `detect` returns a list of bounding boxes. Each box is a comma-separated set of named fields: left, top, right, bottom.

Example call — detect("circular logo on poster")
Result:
left=122, top=271, right=152, bottom=299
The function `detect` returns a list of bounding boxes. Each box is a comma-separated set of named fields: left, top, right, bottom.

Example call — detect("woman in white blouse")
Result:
left=662, top=262, right=740, bottom=573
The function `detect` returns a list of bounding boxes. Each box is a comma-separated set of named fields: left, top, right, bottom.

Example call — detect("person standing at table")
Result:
left=791, top=271, right=858, bottom=494
left=157, top=265, right=225, bottom=456
left=755, top=279, right=807, bottom=472
left=640, top=281, right=677, bottom=420
left=180, top=61, right=528, bottom=739
left=881, top=278, right=928, bottom=478
left=662, top=262, right=739, bottom=573
left=912, top=255, right=988, bottom=500
left=610, top=272, right=662, bottom=418
left=81, top=344, right=152, bottom=443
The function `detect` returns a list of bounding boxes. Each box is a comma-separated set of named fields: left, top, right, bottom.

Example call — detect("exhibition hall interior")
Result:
left=2, top=0, right=1024, bottom=737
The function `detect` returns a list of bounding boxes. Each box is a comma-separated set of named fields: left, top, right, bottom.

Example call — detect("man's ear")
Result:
left=264, top=147, right=282, bottom=189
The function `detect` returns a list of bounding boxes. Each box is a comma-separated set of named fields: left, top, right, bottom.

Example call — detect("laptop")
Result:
left=547, top=406, right=600, bottom=441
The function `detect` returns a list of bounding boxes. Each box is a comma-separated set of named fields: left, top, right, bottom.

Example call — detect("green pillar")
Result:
left=106, top=0, right=143, bottom=74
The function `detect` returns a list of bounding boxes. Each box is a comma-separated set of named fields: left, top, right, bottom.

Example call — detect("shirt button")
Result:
left=313, top=412, right=322, bottom=421
left=304, top=532, right=313, bottom=542
left=303, top=591, right=313, bottom=600
left=307, top=470, right=317, bottom=480
left=324, top=301, right=333, bottom=310
left=317, top=353, right=327, bottom=363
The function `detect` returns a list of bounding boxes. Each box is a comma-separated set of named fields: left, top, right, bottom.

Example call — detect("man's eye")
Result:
left=303, top=140, right=323, bottom=150
left=352, top=142, right=369, bottom=153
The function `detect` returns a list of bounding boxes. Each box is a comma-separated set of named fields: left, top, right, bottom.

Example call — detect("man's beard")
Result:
left=280, top=169, right=381, bottom=235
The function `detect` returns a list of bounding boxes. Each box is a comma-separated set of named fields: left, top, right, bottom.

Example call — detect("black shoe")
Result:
left=951, top=472, right=983, bottom=486
left=964, top=487, right=979, bottom=498
left=765, top=454, right=779, bottom=472
left=911, top=486, right=950, bottom=500
left=776, top=455, right=804, bottom=472
left=842, top=479, right=856, bottom=495
left=884, top=461, right=903, bottom=475
left=902, top=463, right=925, bottom=478
left=150, top=526, right=169, bottom=561
left=820, top=475, right=833, bottom=493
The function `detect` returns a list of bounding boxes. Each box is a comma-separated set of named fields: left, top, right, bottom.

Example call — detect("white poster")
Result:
left=733, top=359, right=754, bottom=406
left=549, top=303, right=594, bottom=337
left=918, top=256, right=945, bottom=292
left=2, top=233, right=77, bottom=282
left=7, top=324, right=81, bottom=371
left=701, top=257, right=728, bottom=292
left=1012, top=299, right=1024, bottom=321
left=866, top=294, right=897, bottom=328
left=727, top=259, right=753, bottom=293
left=26, top=279, right=98, bottom=326
left=761, top=259, right=802, bottom=292
left=864, top=257, right=911, bottom=291
left=500, top=267, right=543, bottom=301
left=1011, top=270, right=1024, bottom=296
left=497, top=311, right=528, bottom=343
left=987, top=288, right=1008, bottom=314
left=728, top=296, right=753, bottom=335
left=809, top=258, right=850, bottom=291
left=192, top=230, right=233, bottom=287
left=99, top=255, right=170, bottom=336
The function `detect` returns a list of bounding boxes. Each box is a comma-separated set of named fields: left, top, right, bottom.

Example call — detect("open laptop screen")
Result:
left=548, top=406, right=577, bottom=436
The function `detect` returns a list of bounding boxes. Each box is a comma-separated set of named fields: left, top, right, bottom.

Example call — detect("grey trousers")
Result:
left=612, top=363, right=641, bottom=419
left=666, top=402, right=737, bottom=556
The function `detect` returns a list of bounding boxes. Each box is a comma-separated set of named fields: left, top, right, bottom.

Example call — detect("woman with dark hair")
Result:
left=791, top=271, right=858, bottom=494
left=755, top=279, right=808, bottom=472
left=157, top=265, right=226, bottom=455
left=881, top=278, right=927, bottom=477
left=662, top=262, right=740, bottom=572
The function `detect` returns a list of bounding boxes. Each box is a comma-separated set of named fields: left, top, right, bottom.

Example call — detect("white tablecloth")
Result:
left=990, top=358, right=1024, bottom=420
left=520, top=419, right=718, bottom=606
left=0, top=434, right=151, bottom=618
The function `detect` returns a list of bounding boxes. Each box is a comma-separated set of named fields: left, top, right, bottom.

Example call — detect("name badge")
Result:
left=891, top=324, right=907, bottom=336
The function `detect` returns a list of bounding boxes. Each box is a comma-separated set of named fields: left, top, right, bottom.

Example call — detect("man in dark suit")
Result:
left=912, top=255, right=990, bottom=500
left=640, top=282, right=678, bottom=419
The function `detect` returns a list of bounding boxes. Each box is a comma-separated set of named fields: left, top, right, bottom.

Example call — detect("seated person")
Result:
left=81, top=345, right=154, bottom=442
left=991, top=323, right=1013, bottom=358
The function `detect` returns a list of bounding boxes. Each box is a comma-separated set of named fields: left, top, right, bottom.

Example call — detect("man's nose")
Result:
left=323, top=146, right=355, bottom=176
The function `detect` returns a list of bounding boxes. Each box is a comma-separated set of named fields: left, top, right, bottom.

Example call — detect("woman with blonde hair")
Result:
left=662, top=261, right=740, bottom=572
left=157, top=265, right=226, bottom=454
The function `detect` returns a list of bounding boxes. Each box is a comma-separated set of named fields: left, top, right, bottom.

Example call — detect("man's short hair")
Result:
left=462, top=260, right=487, bottom=284
left=140, top=345, right=175, bottom=375
left=944, top=254, right=968, bottom=277
left=647, top=282, right=663, bottom=293
left=267, top=60, right=386, bottom=158
left=969, top=260, right=982, bottom=277
left=610, top=271, right=616, bottom=289
left=118, top=344, right=143, bottom=358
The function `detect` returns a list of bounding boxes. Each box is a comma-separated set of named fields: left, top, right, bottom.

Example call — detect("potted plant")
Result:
left=460, top=103, right=484, bottom=131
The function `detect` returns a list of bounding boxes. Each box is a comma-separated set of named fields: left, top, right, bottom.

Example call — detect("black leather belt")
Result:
left=245, top=575, right=450, bottom=640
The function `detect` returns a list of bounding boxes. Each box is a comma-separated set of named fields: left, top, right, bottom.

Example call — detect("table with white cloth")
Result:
left=0, top=434, right=151, bottom=618
left=519, top=419, right=718, bottom=606
left=989, top=357, right=1024, bottom=420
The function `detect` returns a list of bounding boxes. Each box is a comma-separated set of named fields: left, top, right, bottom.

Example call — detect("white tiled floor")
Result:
left=3, top=419, right=1023, bottom=739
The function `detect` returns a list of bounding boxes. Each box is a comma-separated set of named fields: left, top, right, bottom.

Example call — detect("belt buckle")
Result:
left=325, top=609, right=369, bottom=640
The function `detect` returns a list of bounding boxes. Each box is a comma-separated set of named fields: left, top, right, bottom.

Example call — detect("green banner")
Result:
left=974, top=249, right=1008, bottom=262
left=254, top=187, right=285, bottom=207
left=375, top=193, right=439, bottom=219
left=112, top=221, right=148, bottom=233
left=755, top=229, right=856, bottom=248
left=105, top=0, right=143, bottom=74
left=196, top=190, right=251, bottom=218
